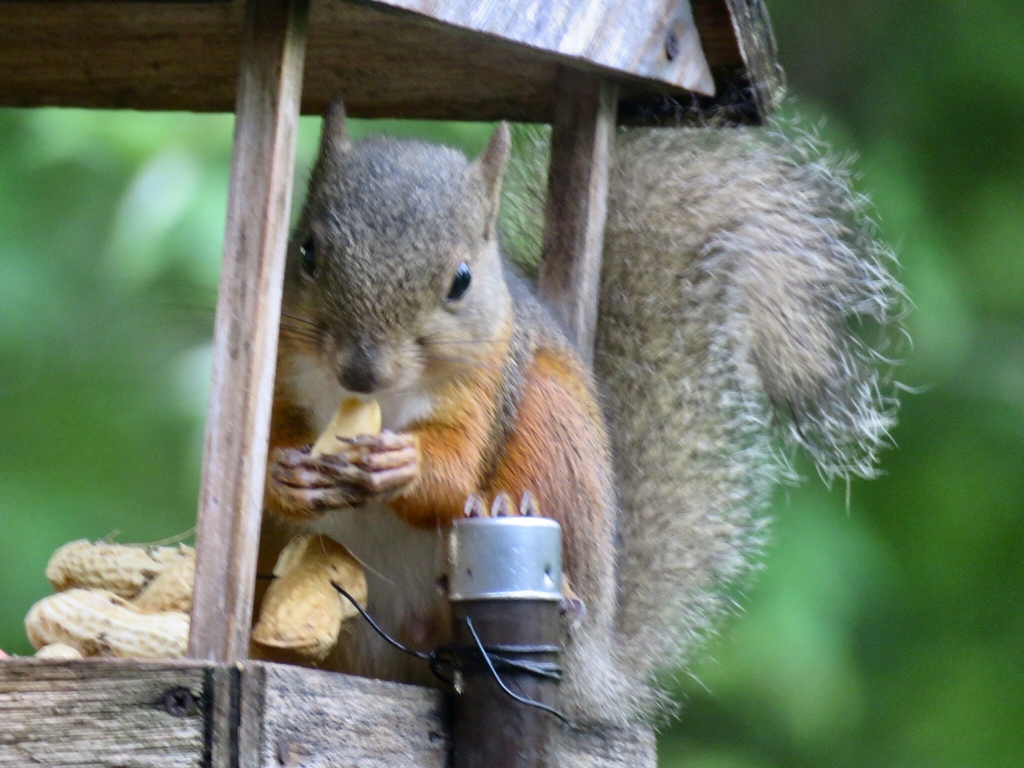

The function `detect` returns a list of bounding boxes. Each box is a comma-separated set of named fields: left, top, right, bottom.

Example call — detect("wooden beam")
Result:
left=0, top=659, right=225, bottom=767
left=0, top=0, right=776, bottom=124
left=539, top=69, right=618, bottom=364
left=0, top=660, right=656, bottom=765
left=188, top=0, right=308, bottom=662
left=722, top=0, right=782, bottom=115
left=367, top=0, right=714, bottom=96
left=245, top=664, right=449, bottom=767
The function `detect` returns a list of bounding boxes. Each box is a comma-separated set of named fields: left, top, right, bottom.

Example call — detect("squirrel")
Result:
left=260, top=99, right=903, bottom=726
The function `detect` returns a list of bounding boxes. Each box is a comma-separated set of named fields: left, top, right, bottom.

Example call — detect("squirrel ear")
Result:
left=319, top=96, right=352, bottom=160
left=475, top=123, right=511, bottom=239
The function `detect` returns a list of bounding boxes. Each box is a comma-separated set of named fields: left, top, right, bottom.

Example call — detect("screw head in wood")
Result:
left=665, top=29, right=680, bottom=61
left=162, top=686, right=197, bottom=718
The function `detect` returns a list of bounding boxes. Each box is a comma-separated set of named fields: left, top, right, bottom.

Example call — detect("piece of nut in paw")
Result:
left=310, top=398, right=382, bottom=458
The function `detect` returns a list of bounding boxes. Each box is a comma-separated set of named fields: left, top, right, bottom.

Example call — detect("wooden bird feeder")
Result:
left=0, top=1, right=779, bottom=765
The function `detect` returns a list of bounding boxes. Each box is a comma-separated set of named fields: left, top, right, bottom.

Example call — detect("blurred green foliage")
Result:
left=1, top=1, right=1022, bottom=766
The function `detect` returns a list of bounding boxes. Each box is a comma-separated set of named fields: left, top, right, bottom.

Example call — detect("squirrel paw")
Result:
left=269, top=432, right=418, bottom=515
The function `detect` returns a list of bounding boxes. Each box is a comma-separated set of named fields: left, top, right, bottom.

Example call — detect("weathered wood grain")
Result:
left=723, top=0, right=782, bottom=115
left=189, top=0, right=308, bottom=662
left=0, top=659, right=215, bottom=767
left=0, top=659, right=656, bottom=765
left=0, top=0, right=774, bottom=124
left=539, top=69, right=617, bottom=364
left=246, top=663, right=656, bottom=767
left=245, top=663, right=450, bottom=767
left=371, top=0, right=714, bottom=96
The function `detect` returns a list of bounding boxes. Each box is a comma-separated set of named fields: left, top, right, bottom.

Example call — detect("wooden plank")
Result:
left=722, top=0, right=782, bottom=116
left=248, top=662, right=656, bottom=767
left=618, top=0, right=781, bottom=123
left=188, top=0, right=308, bottom=662
left=206, top=664, right=243, bottom=768
left=247, top=663, right=449, bottom=767
left=0, top=659, right=656, bottom=765
left=366, top=0, right=714, bottom=96
left=0, top=659, right=213, bottom=767
left=538, top=69, right=618, bottom=364
left=0, top=0, right=774, bottom=124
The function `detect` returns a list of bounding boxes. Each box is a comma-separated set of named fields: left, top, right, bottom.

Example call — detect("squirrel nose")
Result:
left=338, top=344, right=380, bottom=394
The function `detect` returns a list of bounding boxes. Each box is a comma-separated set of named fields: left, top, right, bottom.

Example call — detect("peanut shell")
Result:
left=132, top=548, right=196, bottom=613
left=45, top=540, right=195, bottom=599
left=251, top=534, right=367, bottom=660
left=34, top=642, right=84, bottom=660
left=25, top=588, right=189, bottom=659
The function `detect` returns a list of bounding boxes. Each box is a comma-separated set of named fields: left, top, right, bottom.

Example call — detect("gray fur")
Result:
left=595, top=123, right=905, bottom=699
left=498, top=117, right=904, bottom=715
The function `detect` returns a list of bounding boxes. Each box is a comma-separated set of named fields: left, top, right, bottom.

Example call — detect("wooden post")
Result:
left=447, top=516, right=564, bottom=767
left=188, top=0, right=309, bottom=662
left=539, top=68, right=618, bottom=365
left=450, top=601, right=562, bottom=767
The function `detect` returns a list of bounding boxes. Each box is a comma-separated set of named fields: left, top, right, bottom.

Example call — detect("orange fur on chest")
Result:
left=267, top=328, right=611, bottom=559
left=387, top=355, right=505, bottom=528
left=387, top=343, right=612, bottom=551
left=488, top=349, right=612, bottom=576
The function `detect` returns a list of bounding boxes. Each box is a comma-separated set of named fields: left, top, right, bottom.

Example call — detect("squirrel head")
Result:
left=284, top=100, right=512, bottom=396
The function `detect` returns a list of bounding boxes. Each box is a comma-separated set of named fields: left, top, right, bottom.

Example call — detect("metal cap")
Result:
left=448, top=517, right=562, bottom=602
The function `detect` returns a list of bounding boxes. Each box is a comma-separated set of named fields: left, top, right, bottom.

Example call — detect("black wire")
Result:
left=463, top=616, right=571, bottom=726
left=330, top=581, right=570, bottom=724
left=332, top=583, right=432, bottom=662
left=443, top=644, right=563, bottom=681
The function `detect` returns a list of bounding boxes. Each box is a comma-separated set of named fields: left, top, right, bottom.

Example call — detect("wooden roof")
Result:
left=0, top=0, right=780, bottom=124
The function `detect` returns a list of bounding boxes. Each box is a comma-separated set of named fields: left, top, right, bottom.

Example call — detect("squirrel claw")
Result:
left=490, top=492, right=513, bottom=517
left=464, top=495, right=486, bottom=518
left=560, top=580, right=585, bottom=625
left=519, top=491, right=539, bottom=517
left=465, top=492, right=540, bottom=518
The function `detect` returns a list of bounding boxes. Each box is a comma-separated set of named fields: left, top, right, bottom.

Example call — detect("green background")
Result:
left=1, top=1, right=1021, bottom=766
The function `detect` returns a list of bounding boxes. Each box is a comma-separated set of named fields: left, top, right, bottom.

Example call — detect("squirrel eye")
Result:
left=446, top=262, right=472, bottom=302
left=300, top=236, right=317, bottom=277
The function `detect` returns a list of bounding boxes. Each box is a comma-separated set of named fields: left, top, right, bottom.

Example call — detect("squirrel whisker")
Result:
left=279, top=312, right=322, bottom=331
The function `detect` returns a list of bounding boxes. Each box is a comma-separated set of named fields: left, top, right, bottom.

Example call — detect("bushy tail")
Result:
left=595, top=122, right=905, bottom=693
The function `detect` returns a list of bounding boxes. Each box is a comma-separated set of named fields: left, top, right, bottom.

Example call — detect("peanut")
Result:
left=34, top=642, right=84, bottom=660
left=25, top=588, right=189, bottom=659
left=132, top=548, right=196, bottom=613
left=45, top=540, right=195, bottom=599
left=251, top=534, right=367, bottom=660
left=310, top=398, right=382, bottom=458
